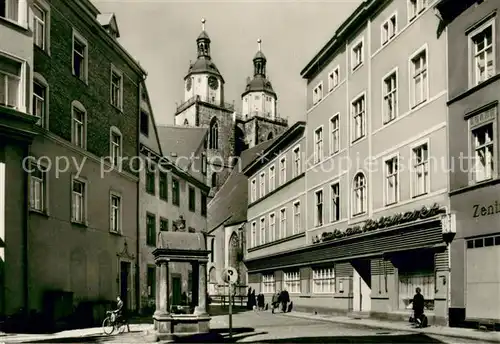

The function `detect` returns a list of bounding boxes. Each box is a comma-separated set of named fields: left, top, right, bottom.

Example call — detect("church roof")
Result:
left=188, top=58, right=223, bottom=79
left=254, top=50, right=266, bottom=60
left=197, top=30, right=210, bottom=41
left=242, top=75, right=276, bottom=98
left=207, top=138, right=278, bottom=232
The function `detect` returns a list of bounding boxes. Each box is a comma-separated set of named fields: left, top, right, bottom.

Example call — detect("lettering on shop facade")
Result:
left=312, top=203, right=444, bottom=244
left=473, top=200, right=500, bottom=218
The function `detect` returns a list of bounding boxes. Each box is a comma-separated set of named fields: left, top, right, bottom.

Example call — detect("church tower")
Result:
left=240, top=39, right=288, bottom=148
left=175, top=19, right=236, bottom=195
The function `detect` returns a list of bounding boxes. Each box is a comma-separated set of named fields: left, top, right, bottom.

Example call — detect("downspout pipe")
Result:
left=23, top=143, right=30, bottom=314
left=135, top=80, right=144, bottom=314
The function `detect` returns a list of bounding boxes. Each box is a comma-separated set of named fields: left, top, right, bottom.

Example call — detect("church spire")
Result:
left=253, top=38, right=266, bottom=77
left=197, top=18, right=211, bottom=59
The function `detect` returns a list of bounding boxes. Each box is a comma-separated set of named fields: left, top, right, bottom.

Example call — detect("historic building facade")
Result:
left=27, top=0, right=145, bottom=322
left=175, top=20, right=287, bottom=195
left=243, top=0, right=452, bottom=326
left=0, top=0, right=39, bottom=317
left=438, top=0, right=500, bottom=326
left=138, top=84, right=210, bottom=313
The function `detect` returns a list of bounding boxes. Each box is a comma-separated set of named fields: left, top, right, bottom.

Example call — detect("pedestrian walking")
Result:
left=280, top=289, right=290, bottom=313
left=271, top=291, right=280, bottom=314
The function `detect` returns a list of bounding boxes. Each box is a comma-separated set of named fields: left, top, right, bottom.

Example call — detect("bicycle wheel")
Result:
left=116, top=321, right=126, bottom=334
left=102, top=317, right=115, bottom=335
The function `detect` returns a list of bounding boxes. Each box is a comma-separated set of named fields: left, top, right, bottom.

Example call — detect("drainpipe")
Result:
left=23, top=144, right=30, bottom=314
left=135, top=81, right=143, bottom=314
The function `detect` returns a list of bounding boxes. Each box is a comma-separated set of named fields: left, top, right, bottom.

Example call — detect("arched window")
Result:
left=210, top=238, right=215, bottom=263
left=209, top=118, right=218, bottom=149
left=184, top=119, right=189, bottom=125
left=211, top=172, right=217, bottom=188
left=228, top=233, right=239, bottom=270
left=33, top=73, right=49, bottom=128
left=353, top=172, right=367, bottom=215
left=209, top=267, right=216, bottom=283
left=267, top=132, right=273, bottom=140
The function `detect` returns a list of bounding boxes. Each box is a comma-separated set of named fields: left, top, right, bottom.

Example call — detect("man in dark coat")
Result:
left=412, top=287, right=425, bottom=325
left=280, top=289, right=290, bottom=313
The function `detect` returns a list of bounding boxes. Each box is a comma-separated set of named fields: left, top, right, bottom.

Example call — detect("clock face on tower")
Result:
left=208, top=76, right=219, bottom=90
left=186, top=78, right=192, bottom=91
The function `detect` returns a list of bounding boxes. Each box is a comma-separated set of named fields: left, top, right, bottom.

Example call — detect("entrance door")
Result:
left=352, top=261, right=372, bottom=312
left=120, top=261, right=130, bottom=310
left=172, top=276, right=182, bottom=306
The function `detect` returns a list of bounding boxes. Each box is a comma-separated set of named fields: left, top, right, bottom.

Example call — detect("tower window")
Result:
left=211, top=172, right=217, bottom=187
left=209, top=118, right=218, bottom=149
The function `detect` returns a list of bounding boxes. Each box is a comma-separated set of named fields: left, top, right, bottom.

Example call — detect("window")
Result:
left=381, top=14, right=397, bottom=45
left=201, top=193, right=207, bottom=217
left=29, top=162, right=46, bottom=212
left=383, top=71, right=397, bottom=123
left=352, top=95, right=366, bottom=141
left=470, top=22, right=495, bottom=86
left=293, top=201, right=300, bottom=234
left=408, top=0, right=426, bottom=21
left=0, top=0, right=19, bottom=22
left=259, top=172, right=265, bottom=198
left=72, top=104, right=86, bottom=149
left=472, top=122, right=495, bottom=182
left=262, top=274, right=275, bottom=294
left=269, top=213, right=276, bottom=242
left=313, top=268, right=335, bottom=294
left=110, top=130, right=122, bottom=165
left=140, top=111, right=149, bottom=136
left=147, top=266, right=156, bottom=298
left=293, top=146, right=301, bottom=177
left=269, top=166, right=275, bottom=192
left=211, top=172, right=217, bottom=188
left=188, top=186, right=196, bottom=212
left=159, top=217, right=168, bottom=231
left=251, top=178, right=257, bottom=202
left=201, top=153, right=207, bottom=175
left=330, top=114, right=340, bottom=154
left=351, top=40, right=363, bottom=70
left=410, top=49, right=428, bottom=108
left=159, top=172, right=168, bottom=201
left=314, top=127, right=323, bottom=164
left=146, top=213, right=156, bottom=246
left=172, top=178, right=180, bottom=206
left=209, top=118, right=218, bottom=149
left=33, top=81, right=46, bottom=126
left=33, top=3, right=47, bottom=49
left=110, top=193, right=121, bottom=233
left=72, top=179, right=86, bottom=223
left=328, top=67, right=339, bottom=91
left=279, top=157, right=286, bottom=184
left=0, top=54, right=22, bottom=109
left=385, top=156, right=399, bottom=205
left=146, top=168, right=155, bottom=195
left=315, top=190, right=323, bottom=227
left=412, top=143, right=429, bottom=196
left=331, top=183, right=340, bottom=222
left=279, top=208, right=286, bottom=239
left=284, top=271, right=300, bottom=293
left=110, top=67, right=123, bottom=109
left=251, top=221, right=257, bottom=248
left=259, top=217, right=266, bottom=246
left=313, top=82, right=323, bottom=105
left=353, top=173, right=367, bottom=215
left=72, top=31, right=88, bottom=82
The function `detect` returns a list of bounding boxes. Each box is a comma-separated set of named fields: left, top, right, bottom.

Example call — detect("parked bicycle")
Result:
left=102, top=310, right=128, bottom=335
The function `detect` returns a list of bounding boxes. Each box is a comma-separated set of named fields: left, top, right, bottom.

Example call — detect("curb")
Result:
left=283, top=312, right=500, bottom=343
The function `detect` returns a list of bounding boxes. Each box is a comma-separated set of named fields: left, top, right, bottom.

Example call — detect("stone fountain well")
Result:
left=151, top=230, right=211, bottom=342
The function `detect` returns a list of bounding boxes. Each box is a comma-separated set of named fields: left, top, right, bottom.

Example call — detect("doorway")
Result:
left=120, top=261, right=131, bottom=310
left=172, top=276, right=182, bottom=306
left=351, top=260, right=372, bottom=313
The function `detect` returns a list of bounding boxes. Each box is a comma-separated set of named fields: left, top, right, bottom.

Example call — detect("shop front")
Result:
left=450, top=184, right=500, bottom=326
left=245, top=203, right=450, bottom=325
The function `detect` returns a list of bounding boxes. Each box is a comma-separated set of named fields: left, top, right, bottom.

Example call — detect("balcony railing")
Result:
left=176, top=95, right=235, bottom=113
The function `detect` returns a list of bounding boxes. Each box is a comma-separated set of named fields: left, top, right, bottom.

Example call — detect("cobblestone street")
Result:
left=5, top=311, right=494, bottom=343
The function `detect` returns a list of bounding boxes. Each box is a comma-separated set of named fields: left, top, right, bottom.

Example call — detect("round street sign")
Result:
left=222, top=267, right=238, bottom=284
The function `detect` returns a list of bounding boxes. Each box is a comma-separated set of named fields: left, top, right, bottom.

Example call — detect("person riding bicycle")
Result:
left=113, top=296, right=124, bottom=324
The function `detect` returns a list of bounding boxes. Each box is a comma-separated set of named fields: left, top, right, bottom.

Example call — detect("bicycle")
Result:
left=102, top=310, right=128, bottom=335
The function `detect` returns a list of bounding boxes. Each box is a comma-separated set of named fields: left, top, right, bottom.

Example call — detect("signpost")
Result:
left=221, top=267, right=238, bottom=339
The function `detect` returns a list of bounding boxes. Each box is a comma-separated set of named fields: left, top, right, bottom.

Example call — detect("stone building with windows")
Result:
left=437, top=0, right=500, bottom=327
left=241, top=0, right=452, bottom=326
left=174, top=20, right=288, bottom=195
left=26, top=0, right=146, bottom=323
left=0, top=0, right=39, bottom=318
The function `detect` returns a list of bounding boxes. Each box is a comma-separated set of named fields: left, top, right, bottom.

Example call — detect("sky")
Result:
left=93, top=0, right=362, bottom=126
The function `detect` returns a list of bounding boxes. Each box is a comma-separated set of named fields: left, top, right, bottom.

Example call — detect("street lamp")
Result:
left=440, top=212, right=456, bottom=327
